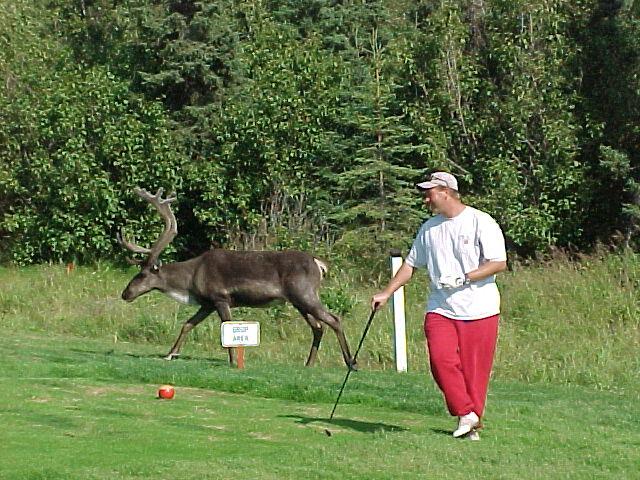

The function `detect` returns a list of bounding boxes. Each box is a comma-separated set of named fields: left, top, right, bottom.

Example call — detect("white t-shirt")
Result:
left=405, top=206, right=507, bottom=320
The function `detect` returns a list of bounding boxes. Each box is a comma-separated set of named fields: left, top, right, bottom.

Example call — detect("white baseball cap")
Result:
left=416, top=171, right=458, bottom=191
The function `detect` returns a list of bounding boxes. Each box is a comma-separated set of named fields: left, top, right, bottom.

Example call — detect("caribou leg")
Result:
left=214, top=302, right=237, bottom=367
left=298, top=311, right=324, bottom=367
left=289, top=286, right=355, bottom=369
left=293, top=294, right=354, bottom=369
left=311, top=306, right=356, bottom=370
left=165, top=306, right=213, bottom=360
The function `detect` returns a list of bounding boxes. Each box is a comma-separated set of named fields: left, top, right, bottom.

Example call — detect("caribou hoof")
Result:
left=164, top=353, right=180, bottom=360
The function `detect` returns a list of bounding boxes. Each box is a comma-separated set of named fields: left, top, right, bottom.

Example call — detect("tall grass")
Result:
left=497, top=250, right=640, bottom=391
left=1, top=250, right=638, bottom=391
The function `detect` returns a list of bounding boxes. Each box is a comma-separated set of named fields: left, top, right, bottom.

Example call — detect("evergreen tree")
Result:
left=329, top=26, right=427, bottom=235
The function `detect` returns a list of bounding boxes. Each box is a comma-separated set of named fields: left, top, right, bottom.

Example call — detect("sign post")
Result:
left=237, top=346, right=245, bottom=369
left=390, top=249, right=408, bottom=372
left=221, top=321, right=260, bottom=369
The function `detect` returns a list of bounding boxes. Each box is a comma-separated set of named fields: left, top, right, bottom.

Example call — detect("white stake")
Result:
left=390, top=250, right=407, bottom=372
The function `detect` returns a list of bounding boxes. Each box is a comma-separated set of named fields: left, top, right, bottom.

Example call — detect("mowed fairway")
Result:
left=1, top=333, right=638, bottom=479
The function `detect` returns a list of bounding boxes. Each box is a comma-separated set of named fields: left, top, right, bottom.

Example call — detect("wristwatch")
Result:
left=463, top=274, right=471, bottom=285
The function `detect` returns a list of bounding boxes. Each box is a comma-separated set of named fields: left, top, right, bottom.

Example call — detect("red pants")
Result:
left=424, top=312, right=499, bottom=418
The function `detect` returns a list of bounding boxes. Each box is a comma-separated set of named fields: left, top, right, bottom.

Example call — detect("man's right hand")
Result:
left=370, top=262, right=414, bottom=311
left=371, top=292, right=391, bottom=311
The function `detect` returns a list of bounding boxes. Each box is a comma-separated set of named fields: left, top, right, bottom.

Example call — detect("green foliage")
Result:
left=0, top=64, right=185, bottom=263
left=184, top=14, right=350, bottom=247
left=328, top=24, right=428, bottom=234
left=50, top=0, right=244, bottom=108
left=575, top=0, right=640, bottom=245
left=598, top=146, right=640, bottom=244
left=2, top=0, right=640, bottom=263
left=319, top=272, right=358, bottom=317
left=408, top=0, right=589, bottom=254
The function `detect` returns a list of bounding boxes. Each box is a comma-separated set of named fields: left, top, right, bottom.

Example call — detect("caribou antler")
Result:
left=118, top=187, right=178, bottom=265
left=116, top=231, right=151, bottom=254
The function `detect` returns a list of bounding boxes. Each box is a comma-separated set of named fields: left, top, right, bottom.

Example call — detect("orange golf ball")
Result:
left=158, top=384, right=175, bottom=399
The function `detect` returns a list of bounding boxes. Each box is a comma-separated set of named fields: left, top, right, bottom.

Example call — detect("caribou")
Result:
left=118, top=187, right=355, bottom=369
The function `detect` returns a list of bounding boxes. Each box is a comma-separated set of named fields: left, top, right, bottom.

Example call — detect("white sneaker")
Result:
left=453, top=412, right=480, bottom=438
left=467, top=429, right=480, bottom=441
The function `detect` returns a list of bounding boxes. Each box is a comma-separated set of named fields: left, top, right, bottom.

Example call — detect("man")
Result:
left=371, top=171, right=507, bottom=441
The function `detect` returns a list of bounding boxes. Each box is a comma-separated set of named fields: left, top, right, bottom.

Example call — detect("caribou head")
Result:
left=118, top=187, right=178, bottom=302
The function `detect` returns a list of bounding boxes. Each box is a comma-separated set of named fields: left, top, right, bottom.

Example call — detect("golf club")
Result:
left=324, top=307, right=378, bottom=436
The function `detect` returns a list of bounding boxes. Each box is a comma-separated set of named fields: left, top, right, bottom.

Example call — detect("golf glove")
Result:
left=438, top=275, right=465, bottom=289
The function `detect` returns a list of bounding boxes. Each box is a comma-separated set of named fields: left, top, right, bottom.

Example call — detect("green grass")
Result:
left=1, top=254, right=639, bottom=478
left=1, top=332, right=639, bottom=479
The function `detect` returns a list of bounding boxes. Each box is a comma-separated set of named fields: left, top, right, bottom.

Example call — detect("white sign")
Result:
left=221, top=321, right=260, bottom=347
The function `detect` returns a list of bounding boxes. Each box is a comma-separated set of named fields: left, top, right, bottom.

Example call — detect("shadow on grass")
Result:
left=280, top=414, right=408, bottom=434
left=122, top=353, right=227, bottom=365
left=69, top=348, right=227, bottom=365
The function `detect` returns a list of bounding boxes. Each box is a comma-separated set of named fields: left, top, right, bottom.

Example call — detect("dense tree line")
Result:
left=1, top=0, right=639, bottom=267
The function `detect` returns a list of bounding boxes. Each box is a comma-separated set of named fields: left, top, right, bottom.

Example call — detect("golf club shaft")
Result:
left=328, top=368, right=353, bottom=420
left=352, top=308, right=377, bottom=361
left=328, top=308, right=377, bottom=421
